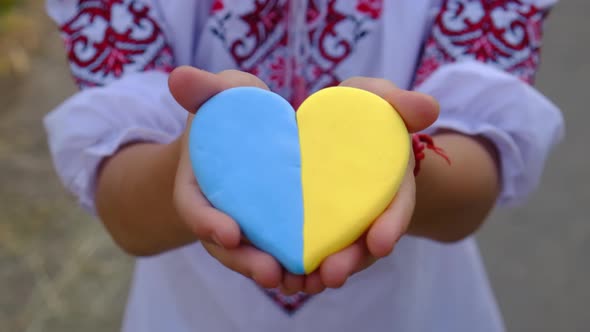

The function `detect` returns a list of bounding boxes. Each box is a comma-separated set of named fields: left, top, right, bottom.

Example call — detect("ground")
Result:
left=0, top=1, right=588, bottom=331
left=0, top=2, right=131, bottom=331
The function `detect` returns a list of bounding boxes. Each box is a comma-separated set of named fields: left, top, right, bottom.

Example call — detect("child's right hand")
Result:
left=169, top=67, right=286, bottom=290
left=169, top=67, right=340, bottom=294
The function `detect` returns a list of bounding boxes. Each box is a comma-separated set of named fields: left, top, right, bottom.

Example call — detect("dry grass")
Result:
left=0, top=0, right=42, bottom=77
left=0, top=1, right=134, bottom=331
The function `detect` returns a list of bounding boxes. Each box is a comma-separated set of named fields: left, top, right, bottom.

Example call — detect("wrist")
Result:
left=96, top=136, right=197, bottom=256
left=407, top=132, right=499, bottom=242
left=411, top=133, right=451, bottom=176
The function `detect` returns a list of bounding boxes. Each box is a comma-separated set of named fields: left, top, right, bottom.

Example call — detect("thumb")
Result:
left=169, top=67, right=271, bottom=114
left=168, top=66, right=232, bottom=113
left=173, top=114, right=242, bottom=249
left=339, top=77, right=439, bottom=133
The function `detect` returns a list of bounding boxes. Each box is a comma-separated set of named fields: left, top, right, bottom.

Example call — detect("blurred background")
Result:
left=0, top=1, right=588, bottom=331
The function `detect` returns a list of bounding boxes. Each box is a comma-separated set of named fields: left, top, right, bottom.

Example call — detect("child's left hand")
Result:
left=278, top=77, right=439, bottom=295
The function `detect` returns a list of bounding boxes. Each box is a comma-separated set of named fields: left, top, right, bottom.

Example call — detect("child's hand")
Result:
left=168, top=67, right=439, bottom=294
left=278, top=78, right=439, bottom=295
left=169, top=67, right=286, bottom=288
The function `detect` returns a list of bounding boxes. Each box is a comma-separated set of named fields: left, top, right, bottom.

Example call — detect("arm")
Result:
left=44, top=0, right=197, bottom=255
left=409, top=132, right=500, bottom=242
left=405, top=0, right=564, bottom=242
left=95, top=139, right=193, bottom=255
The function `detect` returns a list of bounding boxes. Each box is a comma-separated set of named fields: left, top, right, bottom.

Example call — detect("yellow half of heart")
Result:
left=297, top=87, right=410, bottom=273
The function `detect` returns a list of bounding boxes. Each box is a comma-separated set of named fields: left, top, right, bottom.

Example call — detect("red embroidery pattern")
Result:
left=356, top=0, right=383, bottom=19
left=413, top=0, right=549, bottom=87
left=210, top=0, right=383, bottom=106
left=211, top=0, right=225, bottom=13
left=60, top=0, right=174, bottom=88
left=264, top=288, right=311, bottom=314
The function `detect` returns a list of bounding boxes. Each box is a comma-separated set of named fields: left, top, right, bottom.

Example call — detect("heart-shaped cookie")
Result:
left=189, top=86, right=409, bottom=275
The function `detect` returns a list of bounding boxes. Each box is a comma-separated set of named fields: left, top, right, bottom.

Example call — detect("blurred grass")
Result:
left=0, top=1, right=134, bottom=331
left=0, top=0, right=18, bottom=15
left=0, top=0, right=41, bottom=77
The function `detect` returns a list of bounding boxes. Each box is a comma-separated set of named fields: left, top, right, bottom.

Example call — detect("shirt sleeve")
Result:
left=44, top=0, right=186, bottom=214
left=412, top=0, right=564, bottom=206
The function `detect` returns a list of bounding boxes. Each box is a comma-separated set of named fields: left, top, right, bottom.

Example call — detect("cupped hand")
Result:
left=279, top=77, right=439, bottom=294
left=168, top=68, right=439, bottom=294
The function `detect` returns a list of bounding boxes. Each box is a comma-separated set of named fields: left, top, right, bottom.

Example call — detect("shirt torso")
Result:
left=122, top=1, right=504, bottom=331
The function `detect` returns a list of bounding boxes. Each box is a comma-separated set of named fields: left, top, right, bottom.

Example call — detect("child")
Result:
left=45, top=0, right=563, bottom=331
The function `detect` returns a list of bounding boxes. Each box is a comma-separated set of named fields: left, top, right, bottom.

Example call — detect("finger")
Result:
left=339, top=77, right=439, bottom=133
left=174, top=180, right=241, bottom=249
left=280, top=273, right=305, bottom=295
left=169, top=67, right=270, bottom=114
left=303, top=271, right=326, bottom=295
left=319, top=239, right=369, bottom=289
left=172, top=68, right=270, bottom=245
left=168, top=66, right=232, bottom=113
left=203, top=242, right=283, bottom=289
left=174, top=122, right=241, bottom=249
left=217, top=69, right=270, bottom=90
left=366, top=165, right=416, bottom=258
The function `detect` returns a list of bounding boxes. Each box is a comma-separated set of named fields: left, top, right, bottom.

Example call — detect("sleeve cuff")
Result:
left=416, top=60, right=564, bottom=207
left=44, top=71, right=186, bottom=214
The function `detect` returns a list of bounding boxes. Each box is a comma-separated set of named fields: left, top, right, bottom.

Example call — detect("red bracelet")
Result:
left=412, top=134, right=451, bottom=176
